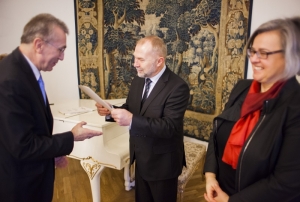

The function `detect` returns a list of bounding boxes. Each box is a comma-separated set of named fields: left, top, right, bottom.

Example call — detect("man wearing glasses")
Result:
left=0, top=13, right=101, bottom=202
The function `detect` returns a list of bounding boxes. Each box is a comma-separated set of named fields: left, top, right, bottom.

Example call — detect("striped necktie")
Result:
left=141, top=78, right=152, bottom=107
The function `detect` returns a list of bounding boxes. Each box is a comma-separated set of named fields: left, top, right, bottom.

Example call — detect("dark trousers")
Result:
left=135, top=166, right=178, bottom=202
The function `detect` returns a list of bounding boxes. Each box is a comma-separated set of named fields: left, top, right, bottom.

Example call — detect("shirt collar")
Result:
left=148, top=65, right=166, bottom=84
left=22, top=54, right=41, bottom=81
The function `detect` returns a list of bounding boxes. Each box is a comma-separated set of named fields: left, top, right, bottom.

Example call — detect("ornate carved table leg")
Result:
left=80, top=157, right=106, bottom=202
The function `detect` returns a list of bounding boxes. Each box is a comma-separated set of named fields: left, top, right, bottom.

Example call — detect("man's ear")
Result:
left=33, top=38, right=44, bottom=53
left=157, top=56, right=164, bottom=67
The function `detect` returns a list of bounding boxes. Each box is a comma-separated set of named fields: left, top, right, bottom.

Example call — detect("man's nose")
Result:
left=58, top=52, right=65, bottom=60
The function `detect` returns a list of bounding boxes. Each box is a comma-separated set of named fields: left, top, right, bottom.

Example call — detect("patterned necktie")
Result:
left=38, top=76, right=46, bottom=104
left=141, top=78, right=152, bottom=107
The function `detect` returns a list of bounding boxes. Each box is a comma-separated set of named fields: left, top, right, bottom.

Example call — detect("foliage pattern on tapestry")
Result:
left=75, top=0, right=252, bottom=141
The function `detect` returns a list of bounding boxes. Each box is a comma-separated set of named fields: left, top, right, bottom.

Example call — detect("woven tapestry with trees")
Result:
left=75, top=0, right=252, bottom=141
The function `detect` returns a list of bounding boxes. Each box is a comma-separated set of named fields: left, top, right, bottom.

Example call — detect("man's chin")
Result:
left=44, top=66, right=54, bottom=72
left=137, top=72, right=145, bottom=78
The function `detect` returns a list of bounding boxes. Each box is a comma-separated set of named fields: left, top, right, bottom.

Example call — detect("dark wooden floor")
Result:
left=53, top=158, right=206, bottom=202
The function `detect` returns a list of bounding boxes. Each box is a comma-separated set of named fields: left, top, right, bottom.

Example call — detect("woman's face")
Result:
left=249, top=30, right=285, bottom=92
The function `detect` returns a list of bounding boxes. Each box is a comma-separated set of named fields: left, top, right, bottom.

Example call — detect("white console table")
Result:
left=51, top=99, right=135, bottom=202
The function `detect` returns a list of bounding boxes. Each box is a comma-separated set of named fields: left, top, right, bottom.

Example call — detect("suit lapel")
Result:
left=14, top=48, right=53, bottom=130
left=129, top=77, right=144, bottom=113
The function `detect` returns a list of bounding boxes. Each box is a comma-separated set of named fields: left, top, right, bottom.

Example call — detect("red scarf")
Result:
left=222, top=80, right=285, bottom=169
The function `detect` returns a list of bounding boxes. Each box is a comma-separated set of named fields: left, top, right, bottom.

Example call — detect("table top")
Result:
left=50, top=99, right=126, bottom=128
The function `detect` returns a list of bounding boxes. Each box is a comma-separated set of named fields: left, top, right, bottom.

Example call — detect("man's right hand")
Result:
left=95, top=102, right=111, bottom=116
left=71, top=121, right=102, bottom=141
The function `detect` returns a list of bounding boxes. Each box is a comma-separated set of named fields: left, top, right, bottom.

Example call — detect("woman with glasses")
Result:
left=204, top=16, right=300, bottom=202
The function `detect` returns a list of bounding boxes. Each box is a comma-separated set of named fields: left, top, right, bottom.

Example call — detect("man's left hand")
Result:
left=111, top=109, right=133, bottom=126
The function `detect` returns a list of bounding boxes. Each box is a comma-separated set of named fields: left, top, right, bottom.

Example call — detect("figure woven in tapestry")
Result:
left=75, top=0, right=253, bottom=141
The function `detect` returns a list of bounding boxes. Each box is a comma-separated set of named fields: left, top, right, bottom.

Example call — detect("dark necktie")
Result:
left=38, top=76, right=46, bottom=104
left=141, top=78, right=152, bottom=107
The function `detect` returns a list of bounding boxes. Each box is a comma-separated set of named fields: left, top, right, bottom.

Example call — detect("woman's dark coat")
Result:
left=204, top=77, right=300, bottom=202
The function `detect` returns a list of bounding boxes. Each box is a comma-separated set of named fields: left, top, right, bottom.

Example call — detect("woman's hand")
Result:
left=204, top=172, right=229, bottom=202
left=204, top=172, right=219, bottom=201
left=211, top=185, right=229, bottom=202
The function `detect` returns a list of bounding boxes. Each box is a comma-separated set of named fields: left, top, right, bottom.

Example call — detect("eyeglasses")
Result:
left=43, top=40, right=66, bottom=54
left=247, top=49, right=284, bottom=59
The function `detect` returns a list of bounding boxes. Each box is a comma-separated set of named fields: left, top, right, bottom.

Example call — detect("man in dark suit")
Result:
left=0, top=13, right=101, bottom=202
left=96, top=35, right=190, bottom=202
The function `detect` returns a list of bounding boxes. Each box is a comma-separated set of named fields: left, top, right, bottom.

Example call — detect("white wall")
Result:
left=0, top=0, right=79, bottom=104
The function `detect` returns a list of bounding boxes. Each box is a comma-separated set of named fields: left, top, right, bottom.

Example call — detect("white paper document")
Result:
left=78, top=85, right=113, bottom=111
left=58, top=107, right=94, bottom=116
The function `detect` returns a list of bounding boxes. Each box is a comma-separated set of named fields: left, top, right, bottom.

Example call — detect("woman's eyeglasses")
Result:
left=247, top=49, right=283, bottom=59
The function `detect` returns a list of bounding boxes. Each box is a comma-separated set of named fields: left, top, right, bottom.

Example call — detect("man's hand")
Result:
left=111, top=109, right=133, bottom=126
left=95, top=102, right=111, bottom=116
left=71, top=121, right=102, bottom=141
left=55, top=156, right=68, bottom=168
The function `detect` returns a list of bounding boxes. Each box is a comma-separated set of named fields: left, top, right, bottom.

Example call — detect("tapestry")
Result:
left=74, top=0, right=253, bottom=141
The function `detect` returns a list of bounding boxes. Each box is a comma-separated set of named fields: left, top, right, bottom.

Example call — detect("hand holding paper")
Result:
left=79, top=85, right=112, bottom=111
left=95, top=102, right=112, bottom=116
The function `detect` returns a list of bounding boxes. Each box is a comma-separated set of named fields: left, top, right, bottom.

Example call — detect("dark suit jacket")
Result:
left=0, top=48, right=74, bottom=202
left=122, top=67, right=189, bottom=181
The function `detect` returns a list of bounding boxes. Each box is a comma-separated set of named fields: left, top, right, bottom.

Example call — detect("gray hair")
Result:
left=21, top=13, right=69, bottom=44
left=247, top=16, right=300, bottom=80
